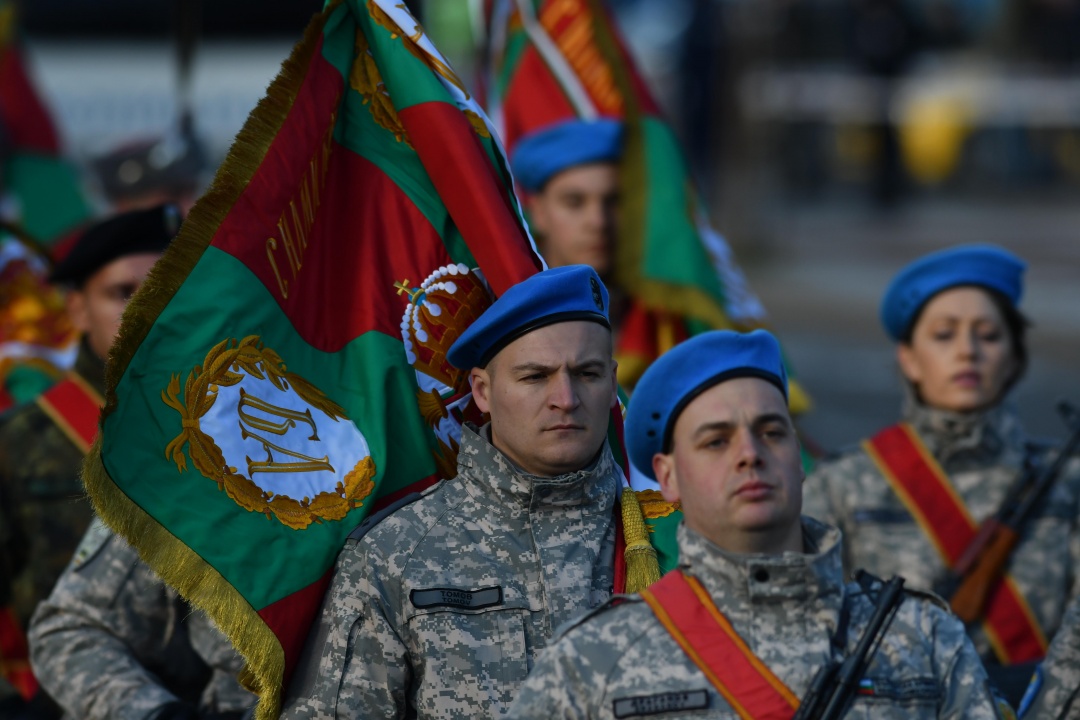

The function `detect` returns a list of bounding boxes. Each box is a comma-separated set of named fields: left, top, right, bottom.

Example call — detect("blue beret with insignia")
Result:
left=447, top=265, right=610, bottom=370
left=881, top=244, right=1026, bottom=341
left=511, top=119, right=623, bottom=193
left=626, top=330, right=787, bottom=480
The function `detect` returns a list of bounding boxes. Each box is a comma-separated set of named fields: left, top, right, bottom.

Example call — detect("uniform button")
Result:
left=753, top=568, right=770, bottom=583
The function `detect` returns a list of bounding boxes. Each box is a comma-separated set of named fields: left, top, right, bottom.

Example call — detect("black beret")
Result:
left=50, top=204, right=181, bottom=287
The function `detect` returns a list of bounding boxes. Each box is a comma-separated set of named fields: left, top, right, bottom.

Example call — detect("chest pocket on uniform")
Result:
left=404, top=582, right=536, bottom=715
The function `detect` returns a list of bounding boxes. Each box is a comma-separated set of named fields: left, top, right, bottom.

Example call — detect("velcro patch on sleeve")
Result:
left=613, top=690, right=709, bottom=718
left=409, top=585, right=503, bottom=610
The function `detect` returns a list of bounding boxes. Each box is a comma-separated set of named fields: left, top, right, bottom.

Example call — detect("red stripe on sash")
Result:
left=641, top=571, right=799, bottom=719
left=864, top=423, right=1047, bottom=663
left=35, top=373, right=103, bottom=455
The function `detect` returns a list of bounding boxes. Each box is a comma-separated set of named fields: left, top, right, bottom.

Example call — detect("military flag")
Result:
left=82, top=2, right=549, bottom=717
left=0, top=1, right=90, bottom=246
left=483, top=0, right=810, bottom=413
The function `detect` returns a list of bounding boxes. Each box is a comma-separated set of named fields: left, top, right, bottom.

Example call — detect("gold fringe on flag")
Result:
left=620, top=489, right=661, bottom=593
left=82, top=4, right=343, bottom=720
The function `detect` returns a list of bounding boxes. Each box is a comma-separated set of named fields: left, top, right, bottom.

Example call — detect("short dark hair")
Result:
left=900, top=286, right=1030, bottom=395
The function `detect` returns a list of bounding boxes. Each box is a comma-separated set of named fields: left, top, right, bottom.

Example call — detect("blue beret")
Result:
left=511, top=119, right=623, bottom=193
left=626, top=330, right=787, bottom=480
left=881, top=244, right=1026, bottom=341
left=447, top=265, right=610, bottom=369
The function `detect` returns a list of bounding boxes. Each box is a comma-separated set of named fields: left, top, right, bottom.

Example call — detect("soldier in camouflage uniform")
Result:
left=0, top=205, right=177, bottom=718
left=803, top=246, right=1080, bottom=704
left=510, top=330, right=1003, bottom=719
left=280, top=265, right=622, bottom=720
left=28, top=521, right=254, bottom=720
left=1018, top=593, right=1080, bottom=718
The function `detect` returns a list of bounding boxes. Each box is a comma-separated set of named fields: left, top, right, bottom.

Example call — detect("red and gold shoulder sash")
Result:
left=34, top=373, right=103, bottom=455
left=640, top=570, right=799, bottom=719
left=863, top=423, right=1047, bottom=663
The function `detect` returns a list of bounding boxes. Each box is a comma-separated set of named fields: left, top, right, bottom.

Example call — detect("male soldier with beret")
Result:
left=509, top=330, right=1004, bottom=719
left=0, top=205, right=177, bottom=719
left=281, top=264, right=623, bottom=719
left=511, top=120, right=622, bottom=277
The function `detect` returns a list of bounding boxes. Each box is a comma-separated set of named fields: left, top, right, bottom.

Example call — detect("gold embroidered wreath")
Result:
left=162, top=336, right=375, bottom=530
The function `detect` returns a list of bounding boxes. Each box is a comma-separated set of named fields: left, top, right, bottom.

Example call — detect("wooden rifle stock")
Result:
left=949, top=521, right=1019, bottom=623
left=945, top=401, right=1080, bottom=625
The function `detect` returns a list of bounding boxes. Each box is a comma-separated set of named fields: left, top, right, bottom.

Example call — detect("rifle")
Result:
left=794, top=574, right=906, bottom=720
left=945, top=401, right=1080, bottom=624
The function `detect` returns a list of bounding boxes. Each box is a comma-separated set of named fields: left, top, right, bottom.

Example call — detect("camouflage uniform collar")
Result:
left=74, top=337, right=107, bottom=397
left=676, top=517, right=845, bottom=610
left=456, top=423, right=619, bottom=512
left=901, top=383, right=1024, bottom=466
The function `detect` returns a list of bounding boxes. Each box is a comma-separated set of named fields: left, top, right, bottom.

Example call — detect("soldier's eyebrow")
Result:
left=692, top=421, right=735, bottom=439
left=568, top=358, right=608, bottom=373
left=509, top=358, right=608, bottom=375
left=752, top=413, right=791, bottom=430
left=510, top=362, right=556, bottom=375
left=692, top=413, right=790, bottom=439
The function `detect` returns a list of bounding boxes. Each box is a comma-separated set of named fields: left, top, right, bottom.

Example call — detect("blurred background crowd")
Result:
left=10, top=0, right=1080, bottom=447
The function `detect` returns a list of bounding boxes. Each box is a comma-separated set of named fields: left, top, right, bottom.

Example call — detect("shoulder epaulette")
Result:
left=850, top=569, right=949, bottom=610
left=555, top=594, right=642, bottom=639
left=347, top=492, right=425, bottom=543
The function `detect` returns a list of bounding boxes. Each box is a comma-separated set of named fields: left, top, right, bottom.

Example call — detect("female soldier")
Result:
left=804, top=244, right=1080, bottom=705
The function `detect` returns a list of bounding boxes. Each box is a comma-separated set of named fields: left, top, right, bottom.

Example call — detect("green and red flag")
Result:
left=0, top=1, right=91, bottom=246
left=483, top=0, right=811, bottom=414
left=82, top=2, right=552, bottom=717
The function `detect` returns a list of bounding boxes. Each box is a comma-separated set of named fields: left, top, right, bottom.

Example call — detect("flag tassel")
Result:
left=620, top=489, right=661, bottom=593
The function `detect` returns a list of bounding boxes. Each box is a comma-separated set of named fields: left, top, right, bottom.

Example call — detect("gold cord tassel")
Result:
left=620, top=489, right=661, bottom=593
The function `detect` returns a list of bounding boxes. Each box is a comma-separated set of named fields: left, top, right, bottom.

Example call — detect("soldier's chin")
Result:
left=536, top=443, right=597, bottom=476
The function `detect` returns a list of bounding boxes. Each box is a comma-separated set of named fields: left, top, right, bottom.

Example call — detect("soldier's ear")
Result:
left=654, top=453, right=679, bottom=503
left=896, top=342, right=923, bottom=385
left=66, top=289, right=91, bottom=334
left=471, top=367, right=492, bottom=414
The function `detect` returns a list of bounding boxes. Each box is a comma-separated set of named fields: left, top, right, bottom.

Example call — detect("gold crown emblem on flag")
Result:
left=396, top=264, right=492, bottom=394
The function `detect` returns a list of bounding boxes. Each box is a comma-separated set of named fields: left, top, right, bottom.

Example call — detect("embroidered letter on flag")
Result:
left=82, top=3, right=546, bottom=718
